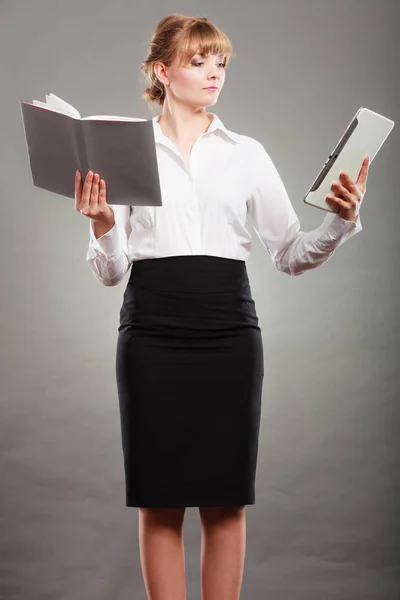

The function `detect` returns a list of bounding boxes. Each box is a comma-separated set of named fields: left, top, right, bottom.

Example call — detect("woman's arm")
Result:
left=247, top=142, right=362, bottom=276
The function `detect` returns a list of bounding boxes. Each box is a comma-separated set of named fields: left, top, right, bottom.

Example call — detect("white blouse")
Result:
left=86, top=113, right=362, bottom=286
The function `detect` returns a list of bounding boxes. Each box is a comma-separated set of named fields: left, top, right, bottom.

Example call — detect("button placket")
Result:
left=186, top=163, right=201, bottom=252
left=187, top=142, right=201, bottom=219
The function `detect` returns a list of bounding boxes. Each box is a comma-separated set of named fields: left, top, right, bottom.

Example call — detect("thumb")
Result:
left=356, top=155, right=370, bottom=186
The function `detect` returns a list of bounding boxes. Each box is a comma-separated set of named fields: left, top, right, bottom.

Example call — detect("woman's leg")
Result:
left=138, top=507, right=187, bottom=600
left=199, top=505, right=247, bottom=600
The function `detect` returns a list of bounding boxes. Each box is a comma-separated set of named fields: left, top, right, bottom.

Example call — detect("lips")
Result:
left=204, top=87, right=219, bottom=90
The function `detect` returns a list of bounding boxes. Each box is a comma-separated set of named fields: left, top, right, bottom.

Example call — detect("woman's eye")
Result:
left=192, top=62, right=226, bottom=68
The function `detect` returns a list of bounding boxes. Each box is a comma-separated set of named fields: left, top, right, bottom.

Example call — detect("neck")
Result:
left=157, top=106, right=213, bottom=144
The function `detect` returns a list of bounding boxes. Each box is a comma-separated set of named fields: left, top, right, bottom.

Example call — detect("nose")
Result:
left=208, top=65, right=221, bottom=80
left=207, top=71, right=220, bottom=85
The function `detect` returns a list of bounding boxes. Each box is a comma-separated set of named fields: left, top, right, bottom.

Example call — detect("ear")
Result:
left=154, top=62, right=169, bottom=87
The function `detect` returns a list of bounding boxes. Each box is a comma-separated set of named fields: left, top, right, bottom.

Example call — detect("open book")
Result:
left=20, top=93, right=162, bottom=206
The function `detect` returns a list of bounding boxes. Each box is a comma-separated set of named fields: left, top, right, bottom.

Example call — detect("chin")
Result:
left=201, top=97, right=219, bottom=108
left=188, top=98, right=217, bottom=110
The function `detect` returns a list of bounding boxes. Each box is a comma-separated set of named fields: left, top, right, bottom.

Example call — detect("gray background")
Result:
left=1, top=1, right=399, bottom=599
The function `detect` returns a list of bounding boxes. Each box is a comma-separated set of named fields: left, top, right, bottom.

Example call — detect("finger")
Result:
left=326, top=195, right=340, bottom=211
left=332, top=181, right=357, bottom=205
left=90, top=173, right=100, bottom=206
left=356, top=155, right=370, bottom=186
left=75, top=170, right=82, bottom=208
left=327, top=194, right=348, bottom=210
left=98, top=179, right=107, bottom=207
left=81, top=171, right=94, bottom=209
left=337, top=174, right=358, bottom=197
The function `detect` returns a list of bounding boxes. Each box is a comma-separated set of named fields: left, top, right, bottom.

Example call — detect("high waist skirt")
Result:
left=115, top=255, right=264, bottom=508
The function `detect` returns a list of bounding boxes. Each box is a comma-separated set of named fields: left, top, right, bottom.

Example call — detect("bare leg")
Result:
left=138, top=507, right=186, bottom=600
left=199, top=505, right=246, bottom=600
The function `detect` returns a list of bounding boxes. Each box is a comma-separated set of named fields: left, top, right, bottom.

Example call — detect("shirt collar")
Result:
left=151, top=113, right=242, bottom=146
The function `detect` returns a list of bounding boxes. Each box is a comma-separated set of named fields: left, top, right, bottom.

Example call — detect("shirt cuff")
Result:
left=324, top=210, right=362, bottom=243
left=89, top=219, right=122, bottom=258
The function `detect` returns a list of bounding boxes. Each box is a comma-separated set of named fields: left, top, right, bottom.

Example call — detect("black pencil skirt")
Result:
left=115, top=255, right=264, bottom=508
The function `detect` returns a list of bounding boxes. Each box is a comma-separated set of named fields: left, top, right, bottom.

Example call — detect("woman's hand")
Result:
left=75, top=170, right=115, bottom=226
left=326, top=155, right=370, bottom=222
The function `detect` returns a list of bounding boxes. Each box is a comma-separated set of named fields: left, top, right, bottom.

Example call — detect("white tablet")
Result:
left=304, top=107, right=394, bottom=213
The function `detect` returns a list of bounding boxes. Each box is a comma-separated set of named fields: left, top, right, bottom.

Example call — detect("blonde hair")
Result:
left=140, top=14, right=234, bottom=108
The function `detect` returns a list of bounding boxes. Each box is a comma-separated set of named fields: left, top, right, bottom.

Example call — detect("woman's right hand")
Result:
left=75, top=170, right=115, bottom=226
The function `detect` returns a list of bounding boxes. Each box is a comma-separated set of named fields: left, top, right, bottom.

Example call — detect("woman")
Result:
left=76, top=13, right=369, bottom=600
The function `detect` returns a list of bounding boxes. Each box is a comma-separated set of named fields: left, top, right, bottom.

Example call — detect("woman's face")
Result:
left=158, top=51, right=227, bottom=108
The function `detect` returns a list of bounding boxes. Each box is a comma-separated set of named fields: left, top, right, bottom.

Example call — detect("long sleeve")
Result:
left=247, top=143, right=363, bottom=276
left=86, top=204, right=132, bottom=286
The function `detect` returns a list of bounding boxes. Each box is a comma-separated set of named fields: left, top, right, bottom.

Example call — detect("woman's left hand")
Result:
left=327, top=155, right=370, bottom=222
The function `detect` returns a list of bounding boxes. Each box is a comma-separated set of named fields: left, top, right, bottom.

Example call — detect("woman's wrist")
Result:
left=93, top=218, right=115, bottom=239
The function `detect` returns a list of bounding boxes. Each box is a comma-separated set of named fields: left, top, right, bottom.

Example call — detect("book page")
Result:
left=46, top=93, right=81, bottom=118
left=30, top=93, right=145, bottom=121
left=32, top=100, right=79, bottom=119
